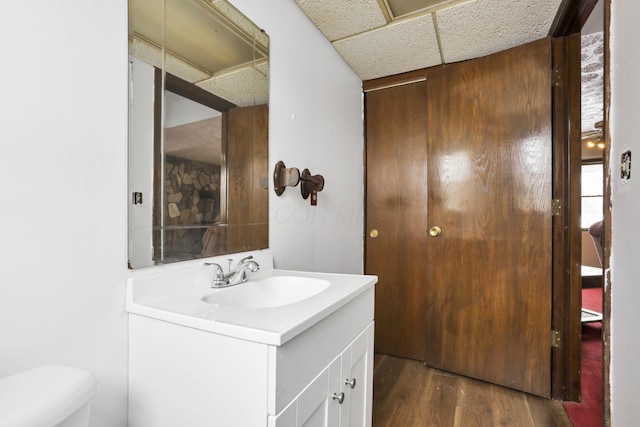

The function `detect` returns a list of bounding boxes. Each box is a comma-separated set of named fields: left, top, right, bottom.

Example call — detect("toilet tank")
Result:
left=0, top=365, right=97, bottom=427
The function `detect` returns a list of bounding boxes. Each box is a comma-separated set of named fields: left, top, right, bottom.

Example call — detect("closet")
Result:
left=365, top=38, right=554, bottom=397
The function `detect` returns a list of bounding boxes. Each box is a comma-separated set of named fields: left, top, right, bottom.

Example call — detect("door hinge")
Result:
left=552, top=199, right=562, bottom=216
left=551, top=330, right=562, bottom=348
left=553, top=67, right=562, bottom=86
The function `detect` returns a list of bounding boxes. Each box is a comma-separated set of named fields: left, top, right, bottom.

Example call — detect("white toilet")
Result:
left=0, top=365, right=97, bottom=427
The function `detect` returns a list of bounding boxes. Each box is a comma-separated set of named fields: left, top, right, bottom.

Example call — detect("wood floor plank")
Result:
left=419, top=369, right=459, bottom=426
left=373, top=355, right=433, bottom=426
left=372, top=354, right=409, bottom=424
left=486, top=383, right=533, bottom=426
left=453, top=379, right=500, bottom=427
left=372, top=354, right=572, bottom=427
left=526, top=394, right=573, bottom=427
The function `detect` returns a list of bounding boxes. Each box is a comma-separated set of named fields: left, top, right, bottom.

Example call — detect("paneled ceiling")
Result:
left=294, top=0, right=564, bottom=81
left=294, top=0, right=604, bottom=158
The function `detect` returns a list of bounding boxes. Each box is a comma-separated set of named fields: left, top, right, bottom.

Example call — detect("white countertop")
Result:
left=126, top=255, right=376, bottom=346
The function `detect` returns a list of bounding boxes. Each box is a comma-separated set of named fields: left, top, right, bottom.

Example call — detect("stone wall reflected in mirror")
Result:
left=128, top=0, right=269, bottom=268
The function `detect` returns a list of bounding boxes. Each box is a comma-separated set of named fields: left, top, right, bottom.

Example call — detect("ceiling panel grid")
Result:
left=295, top=0, right=564, bottom=81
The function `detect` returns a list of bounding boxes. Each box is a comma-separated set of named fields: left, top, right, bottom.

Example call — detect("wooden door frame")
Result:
left=549, top=2, right=609, bottom=416
left=550, top=0, right=612, bottom=426
left=603, top=2, right=611, bottom=425
left=549, top=34, right=582, bottom=403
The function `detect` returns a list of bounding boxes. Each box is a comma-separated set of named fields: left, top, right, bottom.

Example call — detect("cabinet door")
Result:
left=269, top=357, right=341, bottom=427
left=340, top=323, right=374, bottom=427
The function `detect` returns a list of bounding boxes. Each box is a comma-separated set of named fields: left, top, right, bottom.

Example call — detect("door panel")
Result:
left=300, top=358, right=340, bottom=427
left=340, top=324, right=373, bottom=427
left=365, top=81, right=429, bottom=360
left=424, top=38, right=553, bottom=397
left=227, top=104, right=269, bottom=253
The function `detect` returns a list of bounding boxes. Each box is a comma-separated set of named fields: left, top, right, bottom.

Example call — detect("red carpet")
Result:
left=563, top=287, right=603, bottom=426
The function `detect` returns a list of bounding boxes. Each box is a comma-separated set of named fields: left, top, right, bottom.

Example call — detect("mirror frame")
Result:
left=153, top=71, right=240, bottom=262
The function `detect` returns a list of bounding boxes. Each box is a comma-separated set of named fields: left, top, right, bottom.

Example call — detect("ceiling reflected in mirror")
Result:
left=129, top=0, right=269, bottom=107
left=164, top=91, right=223, bottom=165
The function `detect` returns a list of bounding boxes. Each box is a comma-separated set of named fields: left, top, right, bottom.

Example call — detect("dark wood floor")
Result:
left=372, top=354, right=572, bottom=427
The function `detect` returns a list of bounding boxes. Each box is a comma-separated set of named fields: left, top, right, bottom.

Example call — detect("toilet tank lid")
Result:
left=0, top=365, right=97, bottom=427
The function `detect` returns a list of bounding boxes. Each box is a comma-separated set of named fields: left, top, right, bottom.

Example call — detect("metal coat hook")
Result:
left=300, top=168, right=324, bottom=200
left=273, top=161, right=325, bottom=205
left=273, top=161, right=300, bottom=196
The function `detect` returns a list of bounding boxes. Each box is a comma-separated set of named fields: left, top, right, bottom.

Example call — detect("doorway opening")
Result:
left=562, top=1, right=605, bottom=424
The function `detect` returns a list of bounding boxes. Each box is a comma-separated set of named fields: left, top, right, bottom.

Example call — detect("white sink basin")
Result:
left=126, top=253, right=377, bottom=345
left=202, top=276, right=330, bottom=309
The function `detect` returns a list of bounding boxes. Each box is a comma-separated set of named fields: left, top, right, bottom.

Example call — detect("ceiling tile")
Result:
left=436, top=0, right=562, bottom=64
left=388, top=0, right=441, bottom=16
left=333, top=14, right=442, bottom=81
left=198, top=62, right=269, bottom=107
left=387, top=0, right=466, bottom=17
left=295, top=0, right=387, bottom=41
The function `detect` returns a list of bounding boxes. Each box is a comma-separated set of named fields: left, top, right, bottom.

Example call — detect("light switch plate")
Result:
left=132, top=192, right=143, bottom=205
left=621, top=150, right=632, bottom=180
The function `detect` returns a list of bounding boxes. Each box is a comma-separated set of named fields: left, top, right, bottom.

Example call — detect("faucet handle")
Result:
left=204, top=262, right=225, bottom=284
left=238, top=255, right=254, bottom=266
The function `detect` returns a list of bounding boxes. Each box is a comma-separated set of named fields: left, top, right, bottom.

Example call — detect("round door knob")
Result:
left=429, top=226, right=442, bottom=237
left=332, top=392, right=345, bottom=404
left=369, top=229, right=379, bottom=238
left=345, top=378, right=356, bottom=389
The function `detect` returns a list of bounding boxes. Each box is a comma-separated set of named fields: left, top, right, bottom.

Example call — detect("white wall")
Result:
left=609, top=0, right=640, bottom=423
left=0, top=2, right=129, bottom=426
left=0, top=0, right=363, bottom=425
left=232, top=0, right=365, bottom=275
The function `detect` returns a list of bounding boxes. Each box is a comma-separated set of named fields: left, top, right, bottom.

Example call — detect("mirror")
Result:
left=128, top=0, right=269, bottom=268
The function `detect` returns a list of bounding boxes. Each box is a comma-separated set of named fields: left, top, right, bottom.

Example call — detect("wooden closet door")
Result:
left=365, top=81, right=429, bottom=361
left=424, top=38, right=553, bottom=397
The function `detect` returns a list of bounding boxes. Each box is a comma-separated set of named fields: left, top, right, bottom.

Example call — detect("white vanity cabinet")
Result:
left=128, top=283, right=374, bottom=427
left=268, top=323, right=374, bottom=427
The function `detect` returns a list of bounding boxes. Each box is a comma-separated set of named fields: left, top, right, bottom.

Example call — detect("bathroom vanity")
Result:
left=126, top=252, right=376, bottom=426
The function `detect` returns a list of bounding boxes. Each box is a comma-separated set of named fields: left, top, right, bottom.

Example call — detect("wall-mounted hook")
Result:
left=274, top=161, right=325, bottom=204
left=273, top=161, right=300, bottom=196
left=300, top=168, right=324, bottom=201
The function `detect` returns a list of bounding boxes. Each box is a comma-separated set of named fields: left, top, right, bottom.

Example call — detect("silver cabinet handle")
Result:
left=345, top=378, right=356, bottom=389
left=332, top=392, right=345, bottom=404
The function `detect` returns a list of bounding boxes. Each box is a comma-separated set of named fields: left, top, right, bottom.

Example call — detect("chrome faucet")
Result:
left=204, top=256, right=260, bottom=288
